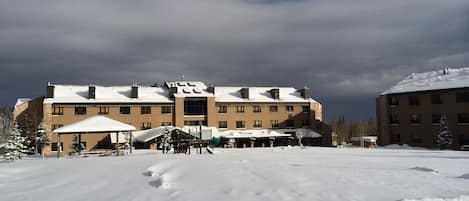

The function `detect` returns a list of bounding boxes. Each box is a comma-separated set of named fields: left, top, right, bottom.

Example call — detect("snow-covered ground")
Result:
left=1, top=147, right=469, bottom=201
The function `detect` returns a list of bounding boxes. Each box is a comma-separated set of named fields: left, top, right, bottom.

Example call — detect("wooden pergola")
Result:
left=52, top=116, right=136, bottom=158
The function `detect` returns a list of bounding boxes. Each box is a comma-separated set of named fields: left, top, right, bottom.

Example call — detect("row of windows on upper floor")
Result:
left=52, top=105, right=312, bottom=116
left=52, top=119, right=309, bottom=131
left=219, top=119, right=309, bottom=129
left=388, top=113, right=469, bottom=125
left=217, top=105, right=310, bottom=113
left=52, top=106, right=172, bottom=116
left=387, top=92, right=469, bottom=106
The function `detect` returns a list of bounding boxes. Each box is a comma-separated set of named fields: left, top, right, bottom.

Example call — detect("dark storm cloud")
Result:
left=1, top=0, right=469, bottom=121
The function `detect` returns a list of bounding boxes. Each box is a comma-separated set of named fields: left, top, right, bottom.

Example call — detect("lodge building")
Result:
left=376, top=67, right=469, bottom=149
left=14, top=81, right=330, bottom=155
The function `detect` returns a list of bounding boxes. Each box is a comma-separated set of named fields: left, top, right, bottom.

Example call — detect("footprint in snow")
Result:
left=409, top=167, right=438, bottom=174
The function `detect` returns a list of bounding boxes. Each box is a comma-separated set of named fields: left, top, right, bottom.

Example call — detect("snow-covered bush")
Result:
left=437, top=116, right=452, bottom=149
left=36, top=121, right=50, bottom=157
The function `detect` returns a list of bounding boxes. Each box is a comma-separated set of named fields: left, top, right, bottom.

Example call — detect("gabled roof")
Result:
left=53, top=116, right=136, bottom=134
left=382, top=67, right=469, bottom=95
left=214, top=87, right=317, bottom=103
left=44, top=85, right=172, bottom=104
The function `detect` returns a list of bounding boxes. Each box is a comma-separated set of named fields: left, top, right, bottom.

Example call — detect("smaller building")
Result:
left=350, top=136, right=378, bottom=148
left=376, top=67, right=469, bottom=149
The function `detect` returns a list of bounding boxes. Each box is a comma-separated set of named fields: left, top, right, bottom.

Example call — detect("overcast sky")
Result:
left=1, top=0, right=469, bottom=122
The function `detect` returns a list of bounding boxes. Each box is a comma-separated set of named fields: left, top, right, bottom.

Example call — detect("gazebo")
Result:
left=52, top=116, right=136, bottom=158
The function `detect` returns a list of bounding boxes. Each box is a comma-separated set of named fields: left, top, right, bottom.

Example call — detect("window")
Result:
left=75, top=107, right=86, bottom=115
left=253, top=120, right=262, bottom=128
left=302, top=120, right=309, bottom=127
left=431, top=94, right=442, bottom=104
left=52, top=106, right=63, bottom=115
left=286, top=120, right=294, bottom=127
left=286, top=106, right=294, bottom=112
left=457, top=113, right=469, bottom=124
left=409, top=113, right=421, bottom=124
left=98, top=106, right=109, bottom=115
left=161, top=106, right=172, bottom=114
left=269, top=105, right=278, bottom=112
left=432, top=114, right=442, bottom=124
left=253, top=105, right=261, bottom=113
left=408, top=96, right=420, bottom=106
left=456, top=92, right=469, bottom=103
left=271, top=120, right=279, bottom=128
left=302, top=105, right=309, bottom=113
left=120, top=107, right=130, bottom=115
left=236, top=121, right=245, bottom=128
left=52, top=124, right=63, bottom=130
left=391, top=133, right=400, bottom=143
left=161, top=122, right=172, bottom=126
left=141, top=122, right=152, bottom=130
left=389, top=114, right=399, bottom=124
left=388, top=96, right=399, bottom=106
left=184, top=98, right=207, bottom=115
left=51, top=142, right=63, bottom=152
left=236, top=106, right=245, bottom=113
left=140, top=106, right=151, bottom=114
left=219, top=121, right=227, bottom=128
left=218, top=106, right=227, bottom=113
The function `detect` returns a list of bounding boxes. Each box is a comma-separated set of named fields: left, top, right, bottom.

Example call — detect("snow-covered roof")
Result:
left=44, top=84, right=173, bottom=104
left=382, top=67, right=469, bottom=95
left=165, top=81, right=214, bottom=98
left=14, top=98, right=32, bottom=107
left=53, top=116, right=136, bottom=134
left=214, top=87, right=318, bottom=103
left=133, top=126, right=179, bottom=142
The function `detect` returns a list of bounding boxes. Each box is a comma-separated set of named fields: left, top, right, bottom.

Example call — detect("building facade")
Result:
left=376, top=68, right=469, bottom=149
left=15, top=81, right=330, bottom=155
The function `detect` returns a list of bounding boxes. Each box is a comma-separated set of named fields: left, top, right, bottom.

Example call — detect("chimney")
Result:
left=299, top=86, right=310, bottom=99
left=169, top=83, right=178, bottom=97
left=131, top=83, right=138, bottom=98
left=46, top=82, right=54, bottom=98
left=207, top=84, right=215, bottom=94
left=88, top=85, right=96, bottom=99
left=240, top=88, right=249, bottom=99
left=270, top=88, right=280, bottom=99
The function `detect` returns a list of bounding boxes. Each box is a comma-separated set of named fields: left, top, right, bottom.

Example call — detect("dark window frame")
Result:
left=253, top=105, right=262, bottom=113
left=141, top=122, right=152, bottom=130
left=253, top=120, right=262, bottom=128
left=456, top=92, right=469, bottom=103
left=218, top=121, right=228, bottom=128
left=409, top=113, right=421, bottom=124
left=161, top=106, right=172, bottom=114
left=302, top=105, right=310, bottom=113
left=98, top=106, right=109, bottom=115
left=457, top=113, right=469, bottom=124
left=75, top=106, right=86, bottom=115
left=141, top=106, right=151, bottom=115
left=269, top=105, right=278, bottom=112
left=52, top=105, right=64, bottom=115
left=120, top=106, right=131, bottom=115
left=271, top=120, right=279, bottom=128
left=236, top=121, right=245, bottom=128
left=388, top=96, right=399, bottom=106
left=432, top=114, right=442, bottom=124
left=218, top=105, right=227, bottom=113
left=286, top=106, right=294, bottom=112
left=236, top=105, right=245, bottom=113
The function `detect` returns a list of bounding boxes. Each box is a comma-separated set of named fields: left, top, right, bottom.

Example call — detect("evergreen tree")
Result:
left=70, top=134, right=84, bottom=155
left=4, top=123, right=28, bottom=162
left=437, top=116, right=453, bottom=149
left=36, top=121, right=50, bottom=158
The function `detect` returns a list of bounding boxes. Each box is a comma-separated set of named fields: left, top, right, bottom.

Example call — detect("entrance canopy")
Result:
left=53, top=116, right=136, bottom=134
